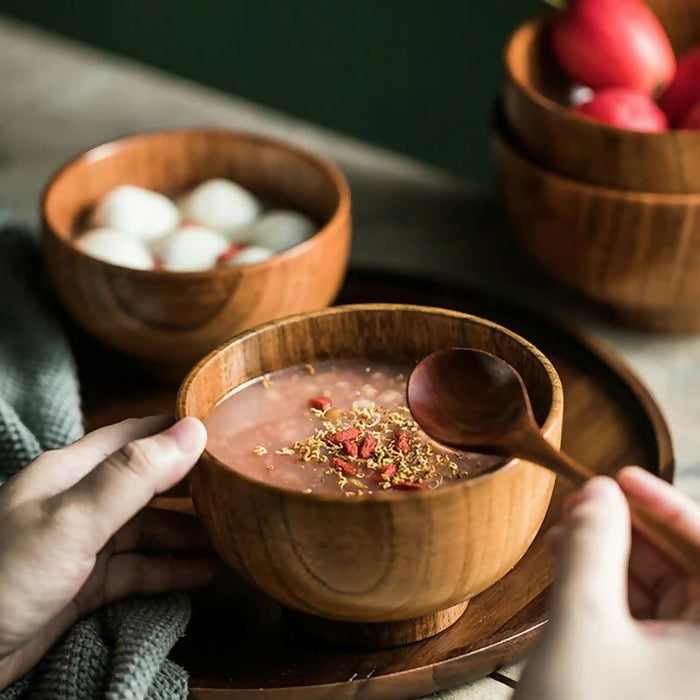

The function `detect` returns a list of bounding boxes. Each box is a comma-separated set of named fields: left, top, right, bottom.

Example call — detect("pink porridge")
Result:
left=205, top=359, right=500, bottom=496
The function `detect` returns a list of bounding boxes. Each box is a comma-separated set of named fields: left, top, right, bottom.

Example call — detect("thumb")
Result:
left=47, top=417, right=207, bottom=553
left=551, top=476, right=632, bottom=624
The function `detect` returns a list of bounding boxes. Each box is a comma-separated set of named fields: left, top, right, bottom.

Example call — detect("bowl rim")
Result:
left=503, top=13, right=698, bottom=141
left=495, top=120, right=700, bottom=202
left=40, top=127, right=351, bottom=278
left=177, top=302, right=563, bottom=503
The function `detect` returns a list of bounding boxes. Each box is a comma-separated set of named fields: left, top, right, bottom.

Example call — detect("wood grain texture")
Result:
left=77, top=269, right=673, bottom=699
left=42, top=129, right=351, bottom=375
left=176, top=304, right=561, bottom=645
left=495, top=123, right=700, bottom=332
left=503, top=4, right=700, bottom=194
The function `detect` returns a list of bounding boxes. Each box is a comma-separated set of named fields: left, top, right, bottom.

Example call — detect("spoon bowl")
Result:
left=407, top=348, right=536, bottom=454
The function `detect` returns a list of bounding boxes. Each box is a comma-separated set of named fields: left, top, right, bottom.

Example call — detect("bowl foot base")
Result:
left=293, top=600, right=469, bottom=648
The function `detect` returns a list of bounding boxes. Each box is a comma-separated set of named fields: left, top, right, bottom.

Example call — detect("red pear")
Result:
left=573, top=88, right=668, bottom=132
left=551, top=0, right=676, bottom=96
left=660, top=46, right=700, bottom=126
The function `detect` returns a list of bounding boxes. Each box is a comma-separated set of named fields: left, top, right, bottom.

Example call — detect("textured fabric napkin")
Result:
left=0, top=220, right=190, bottom=699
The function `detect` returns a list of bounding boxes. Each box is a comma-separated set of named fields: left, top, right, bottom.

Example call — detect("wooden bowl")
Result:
left=495, top=121, right=700, bottom=332
left=503, top=4, right=700, bottom=194
left=177, top=304, right=561, bottom=647
left=42, top=129, right=351, bottom=377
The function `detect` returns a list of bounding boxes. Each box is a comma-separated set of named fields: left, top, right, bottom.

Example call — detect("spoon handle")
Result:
left=505, top=426, right=593, bottom=486
left=511, top=429, right=700, bottom=578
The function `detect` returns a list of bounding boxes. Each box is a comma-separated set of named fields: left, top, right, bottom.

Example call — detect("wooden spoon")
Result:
left=407, top=348, right=700, bottom=578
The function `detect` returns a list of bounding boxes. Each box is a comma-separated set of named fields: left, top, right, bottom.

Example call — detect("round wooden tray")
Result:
left=77, top=269, right=674, bottom=700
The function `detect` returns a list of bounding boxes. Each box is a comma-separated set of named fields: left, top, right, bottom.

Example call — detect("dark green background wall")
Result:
left=0, top=1, right=539, bottom=185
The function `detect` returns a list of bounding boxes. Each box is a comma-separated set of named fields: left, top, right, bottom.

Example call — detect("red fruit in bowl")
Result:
left=660, top=46, right=700, bottom=126
left=551, top=0, right=676, bottom=96
left=573, top=88, right=668, bottom=132
left=679, top=101, right=700, bottom=130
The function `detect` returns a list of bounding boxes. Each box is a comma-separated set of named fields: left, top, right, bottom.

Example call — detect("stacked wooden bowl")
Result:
left=496, top=1, right=700, bottom=332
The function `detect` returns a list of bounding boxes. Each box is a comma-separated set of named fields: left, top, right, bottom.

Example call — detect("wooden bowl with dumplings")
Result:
left=503, top=2, right=700, bottom=193
left=42, top=129, right=351, bottom=378
left=177, top=304, right=561, bottom=647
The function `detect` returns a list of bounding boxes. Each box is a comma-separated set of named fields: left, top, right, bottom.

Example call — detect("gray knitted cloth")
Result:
left=0, top=221, right=190, bottom=699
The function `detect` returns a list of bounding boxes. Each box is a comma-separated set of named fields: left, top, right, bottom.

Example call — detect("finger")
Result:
left=14, top=416, right=174, bottom=500
left=47, top=418, right=207, bottom=553
left=0, top=549, right=218, bottom=689
left=628, top=530, right=681, bottom=597
left=628, top=575, right=655, bottom=619
left=561, top=489, right=587, bottom=520
left=618, top=466, right=700, bottom=547
left=108, top=509, right=215, bottom=554
left=684, top=580, right=700, bottom=623
left=551, top=519, right=654, bottom=618
left=100, top=553, right=221, bottom=604
left=551, top=477, right=632, bottom=624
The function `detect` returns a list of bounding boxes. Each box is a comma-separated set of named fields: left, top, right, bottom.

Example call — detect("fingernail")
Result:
left=164, top=417, right=206, bottom=453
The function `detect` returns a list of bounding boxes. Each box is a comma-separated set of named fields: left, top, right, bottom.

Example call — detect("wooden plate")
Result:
left=77, top=269, right=674, bottom=700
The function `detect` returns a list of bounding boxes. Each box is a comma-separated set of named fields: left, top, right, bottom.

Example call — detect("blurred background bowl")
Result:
left=42, top=129, right=351, bottom=378
left=503, top=3, right=700, bottom=194
left=495, top=118, right=700, bottom=332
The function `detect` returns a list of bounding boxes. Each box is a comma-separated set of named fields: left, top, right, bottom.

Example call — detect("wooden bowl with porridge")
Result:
left=177, top=304, right=562, bottom=647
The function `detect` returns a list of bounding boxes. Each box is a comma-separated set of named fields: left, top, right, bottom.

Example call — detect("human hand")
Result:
left=515, top=467, right=700, bottom=700
left=0, top=415, right=220, bottom=689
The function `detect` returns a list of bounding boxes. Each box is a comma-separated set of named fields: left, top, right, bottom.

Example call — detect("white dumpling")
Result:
left=245, top=210, right=316, bottom=253
left=91, top=185, right=179, bottom=242
left=154, top=224, right=230, bottom=272
left=222, top=245, right=274, bottom=266
left=178, top=178, right=261, bottom=240
left=76, top=228, right=155, bottom=270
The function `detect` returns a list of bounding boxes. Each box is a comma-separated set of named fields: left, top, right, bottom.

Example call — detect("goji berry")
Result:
left=394, top=481, right=426, bottom=490
left=308, top=396, right=332, bottom=411
left=370, top=463, right=396, bottom=482
left=395, top=430, right=410, bottom=453
left=359, top=434, right=377, bottom=459
left=217, top=245, right=244, bottom=264
left=332, top=457, right=356, bottom=476
left=381, top=463, right=397, bottom=478
left=328, top=427, right=361, bottom=444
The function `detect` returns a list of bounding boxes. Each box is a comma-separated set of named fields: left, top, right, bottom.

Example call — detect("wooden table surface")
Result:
left=1, top=15, right=699, bottom=699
